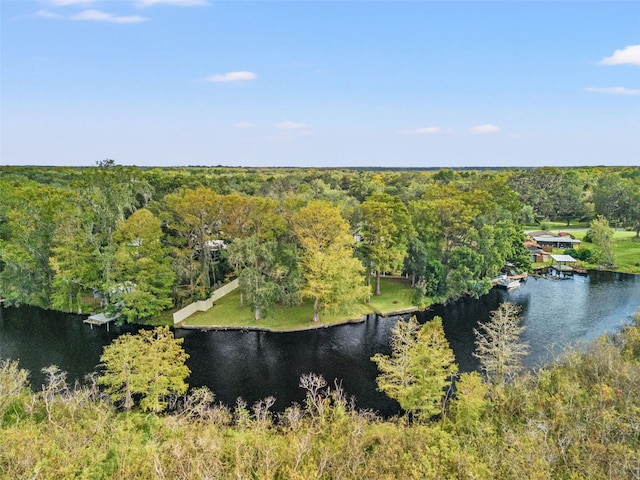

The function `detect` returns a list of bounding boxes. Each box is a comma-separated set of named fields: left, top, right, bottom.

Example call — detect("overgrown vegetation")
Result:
left=1, top=309, right=639, bottom=478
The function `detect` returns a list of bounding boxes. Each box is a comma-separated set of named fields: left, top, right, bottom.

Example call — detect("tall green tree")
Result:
left=508, top=167, right=588, bottom=224
left=347, top=171, right=384, bottom=201
left=372, top=316, right=458, bottom=417
left=50, top=203, right=99, bottom=313
left=0, top=182, right=72, bottom=307
left=410, top=186, right=529, bottom=301
left=360, top=193, right=414, bottom=295
left=471, top=174, right=523, bottom=222
left=220, top=195, right=285, bottom=242
left=80, top=160, right=153, bottom=298
left=448, top=371, right=489, bottom=433
left=227, top=236, right=286, bottom=321
left=404, top=237, right=430, bottom=288
left=628, top=177, right=640, bottom=238
left=474, top=221, right=531, bottom=279
left=99, top=326, right=190, bottom=412
left=410, top=187, right=478, bottom=266
left=49, top=162, right=151, bottom=312
left=111, top=209, right=175, bottom=323
left=587, top=216, right=615, bottom=266
left=593, top=172, right=640, bottom=237
left=445, top=247, right=491, bottom=299
left=165, top=187, right=223, bottom=299
left=293, top=200, right=368, bottom=322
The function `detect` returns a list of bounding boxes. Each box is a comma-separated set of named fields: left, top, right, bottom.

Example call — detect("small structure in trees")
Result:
left=525, top=240, right=549, bottom=263
left=83, top=312, right=120, bottom=331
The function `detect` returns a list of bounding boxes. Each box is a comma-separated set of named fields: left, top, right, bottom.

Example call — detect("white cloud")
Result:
left=269, top=122, right=313, bottom=140
left=600, top=45, right=640, bottom=66
left=406, top=127, right=441, bottom=135
left=275, top=121, right=308, bottom=130
left=35, top=9, right=63, bottom=18
left=585, top=86, right=640, bottom=96
left=207, top=71, right=257, bottom=82
left=71, top=9, right=148, bottom=23
left=135, top=0, right=208, bottom=7
left=46, top=0, right=95, bottom=6
left=235, top=122, right=254, bottom=128
left=470, top=124, right=500, bottom=134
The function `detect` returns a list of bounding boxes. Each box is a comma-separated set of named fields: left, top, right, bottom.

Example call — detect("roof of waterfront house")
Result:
left=532, top=235, right=581, bottom=245
left=550, top=254, right=577, bottom=263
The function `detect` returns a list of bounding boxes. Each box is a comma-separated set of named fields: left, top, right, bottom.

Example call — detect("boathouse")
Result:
left=84, top=312, right=120, bottom=331
left=550, top=254, right=577, bottom=277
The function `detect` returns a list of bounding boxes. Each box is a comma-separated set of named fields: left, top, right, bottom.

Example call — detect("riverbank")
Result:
left=179, top=315, right=369, bottom=332
left=179, top=277, right=422, bottom=332
left=573, top=230, right=640, bottom=274
left=16, top=228, right=638, bottom=331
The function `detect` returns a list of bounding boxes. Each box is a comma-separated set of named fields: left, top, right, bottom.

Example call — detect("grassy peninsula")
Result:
left=182, top=277, right=419, bottom=331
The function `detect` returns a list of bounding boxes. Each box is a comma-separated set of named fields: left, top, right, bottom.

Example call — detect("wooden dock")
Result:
left=507, top=273, right=528, bottom=281
left=492, top=272, right=528, bottom=287
left=84, top=313, right=120, bottom=331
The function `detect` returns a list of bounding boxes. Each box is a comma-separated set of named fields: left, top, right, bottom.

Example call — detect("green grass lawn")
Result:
left=182, top=277, right=418, bottom=330
left=611, top=234, right=640, bottom=274
left=366, top=276, right=416, bottom=314
left=523, top=221, right=589, bottom=231
left=572, top=230, right=640, bottom=275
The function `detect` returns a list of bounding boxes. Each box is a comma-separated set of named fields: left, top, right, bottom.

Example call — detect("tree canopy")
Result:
left=372, top=316, right=458, bottom=417
left=1, top=164, right=637, bottom=322
left=474, top=302, right=529, bottom=385
left=98, top=326, right=190, bottom=412
left=293, top=200, right=368, bottom=321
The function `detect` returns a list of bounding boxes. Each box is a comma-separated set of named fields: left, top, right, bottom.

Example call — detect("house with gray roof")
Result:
left=530, top=234, right=581, bottom=250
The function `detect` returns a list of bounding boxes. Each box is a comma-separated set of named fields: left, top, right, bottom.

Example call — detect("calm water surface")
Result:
left=1, top=271, right=638, bottom=416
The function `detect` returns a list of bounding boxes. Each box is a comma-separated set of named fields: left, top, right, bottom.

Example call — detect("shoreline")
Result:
left=175, top=267, right=640, bottom=333
left=6, top=270, right=635, bottom=333
left=176, top=306, right=423, bottom=333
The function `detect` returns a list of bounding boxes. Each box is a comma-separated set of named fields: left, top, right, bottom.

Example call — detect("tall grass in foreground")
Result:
left=2, top=312, right=639, bottom=478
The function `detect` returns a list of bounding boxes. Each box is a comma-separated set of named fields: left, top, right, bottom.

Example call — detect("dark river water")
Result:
left=1, top=271, right=638, bottom=416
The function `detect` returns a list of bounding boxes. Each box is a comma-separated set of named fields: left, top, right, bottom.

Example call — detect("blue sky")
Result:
left=1, top=0, right=639, bottom=167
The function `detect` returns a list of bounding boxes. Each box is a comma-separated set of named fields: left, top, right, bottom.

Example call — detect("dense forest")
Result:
left=1, top=164, right=639, bottom=323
